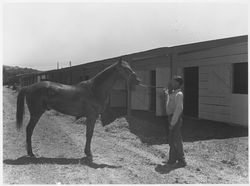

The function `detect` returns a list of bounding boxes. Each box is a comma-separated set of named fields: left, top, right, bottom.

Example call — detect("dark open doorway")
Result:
left=183, top=67, right=199, bottom=117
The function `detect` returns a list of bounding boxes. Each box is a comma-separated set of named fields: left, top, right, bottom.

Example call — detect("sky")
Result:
left=3, top=1, right=248, bottom=71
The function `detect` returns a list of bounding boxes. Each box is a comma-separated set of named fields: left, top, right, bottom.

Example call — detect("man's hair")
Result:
left=173, top=76, right=183, bottom=86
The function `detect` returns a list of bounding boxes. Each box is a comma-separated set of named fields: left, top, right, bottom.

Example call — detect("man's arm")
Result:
left=163, top=89, right=169, bottom=113
left=170, top=92, right=183, bottom=127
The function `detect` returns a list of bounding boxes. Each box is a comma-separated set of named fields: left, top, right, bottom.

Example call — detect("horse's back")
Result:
left=24, top=80, right=98, bottom=117
left=27, top=81, right=79, bottom=93
left=26, top=81, right=51, bottom=91
left=25, top=81, right=76, bottom=103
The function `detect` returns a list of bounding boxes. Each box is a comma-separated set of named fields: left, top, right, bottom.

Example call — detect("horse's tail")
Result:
left=16, top=87, right=27, bottom=130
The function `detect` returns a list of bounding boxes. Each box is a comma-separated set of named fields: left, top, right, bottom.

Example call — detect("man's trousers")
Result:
left=168, top=115, right=185, bottom=163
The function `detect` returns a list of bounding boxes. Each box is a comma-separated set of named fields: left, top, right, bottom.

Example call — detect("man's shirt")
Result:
left=165, top=89, right=183, bottom=126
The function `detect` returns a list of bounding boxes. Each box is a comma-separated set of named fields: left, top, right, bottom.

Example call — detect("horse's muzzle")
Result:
left=135, top=77, right=141, bottom=85
left=130, top=76, right=141, bottom=86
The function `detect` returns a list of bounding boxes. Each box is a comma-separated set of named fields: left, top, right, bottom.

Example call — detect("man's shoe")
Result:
left=166, top=160, right=176, bottom=165
left=177, top=160, right=187, bottom=167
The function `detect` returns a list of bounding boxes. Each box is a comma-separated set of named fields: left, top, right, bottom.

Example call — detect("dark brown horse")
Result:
left=16, top=59, right=140, bottom=159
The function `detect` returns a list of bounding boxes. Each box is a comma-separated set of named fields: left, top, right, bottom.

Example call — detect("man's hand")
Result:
left=163, top=88, right=168, bottom=96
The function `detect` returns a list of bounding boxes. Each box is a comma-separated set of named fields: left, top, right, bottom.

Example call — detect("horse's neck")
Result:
left=92, top=65, right=119, bottom=103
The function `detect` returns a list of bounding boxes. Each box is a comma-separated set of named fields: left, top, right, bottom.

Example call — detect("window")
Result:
left=233, top=62, right=248, bottom=94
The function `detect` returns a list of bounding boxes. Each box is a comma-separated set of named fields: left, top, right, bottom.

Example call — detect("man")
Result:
left=163, top=76, right=187, bottom=167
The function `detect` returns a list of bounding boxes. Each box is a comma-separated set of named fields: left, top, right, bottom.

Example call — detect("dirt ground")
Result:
left=3, top=86, right=249, bottom=184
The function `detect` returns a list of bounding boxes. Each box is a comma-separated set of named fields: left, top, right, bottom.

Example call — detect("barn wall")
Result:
left=131, top=55, right=169, bottom=69
left=109, top=53, right=171, bottom=111
left=174, top=41, right=248, bottom=126
left=177, top=42, right=247, bottom=61
left=156, top=67, right=171, bottom=116
left=130, top=55, right=170, bottom=112
left=131, top=70, right=151, bottom=110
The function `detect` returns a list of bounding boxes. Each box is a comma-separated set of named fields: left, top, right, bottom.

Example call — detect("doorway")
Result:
left=183, top=67, right=199, bottom=117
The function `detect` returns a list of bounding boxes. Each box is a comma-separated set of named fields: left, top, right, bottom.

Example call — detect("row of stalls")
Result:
left=19, top=35, right=248, bottom=127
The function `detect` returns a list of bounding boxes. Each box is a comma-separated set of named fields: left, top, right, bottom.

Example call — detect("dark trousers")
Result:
left=168, top=115, right=185, bottom=163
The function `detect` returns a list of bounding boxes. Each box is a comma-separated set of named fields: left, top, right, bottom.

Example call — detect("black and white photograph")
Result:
left=2, top=0, right=249, bottom=184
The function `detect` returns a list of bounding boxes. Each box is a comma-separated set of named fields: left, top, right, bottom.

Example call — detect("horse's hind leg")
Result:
left=26, top=113, right=43, bottom=157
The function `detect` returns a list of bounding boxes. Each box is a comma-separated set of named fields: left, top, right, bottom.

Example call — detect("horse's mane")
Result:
left=91, top=62, right=118, bottom=87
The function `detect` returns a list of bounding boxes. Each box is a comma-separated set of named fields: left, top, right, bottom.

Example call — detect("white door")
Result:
left=156, top=67, right=171, bottom=116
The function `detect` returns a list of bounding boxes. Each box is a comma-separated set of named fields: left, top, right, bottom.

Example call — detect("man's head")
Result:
left=168, top=76, right=183, bottom=91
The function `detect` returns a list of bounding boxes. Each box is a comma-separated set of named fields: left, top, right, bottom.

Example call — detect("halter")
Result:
left=138, top=83, right=165, bottom=89
left=127, top=71, right=136, bottom=80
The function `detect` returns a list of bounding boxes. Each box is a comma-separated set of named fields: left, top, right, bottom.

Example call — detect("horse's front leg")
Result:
left=84, top=116, right=97, bottom=159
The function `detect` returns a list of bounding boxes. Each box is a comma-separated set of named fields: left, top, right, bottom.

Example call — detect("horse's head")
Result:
left=116, top=59, right=141, bottom=86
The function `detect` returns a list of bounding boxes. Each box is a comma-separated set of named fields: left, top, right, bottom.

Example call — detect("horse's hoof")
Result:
left=27, top=153, right=36, bottom=158
left=80, top=156, right=92, bottom=164
left=86, top=155, right=93, bottom=162
left=84, top=152, right=93, bottom=161
left=84, top=150, right=92, bottom=157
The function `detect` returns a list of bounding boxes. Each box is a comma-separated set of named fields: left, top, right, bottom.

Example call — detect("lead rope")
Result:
left=138, top=83, right=165, bottom=89
left=129, top=83, right=169, bottom=107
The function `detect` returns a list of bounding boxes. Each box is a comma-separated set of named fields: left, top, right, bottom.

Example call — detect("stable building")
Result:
left=19, top=35, right=248, bottom=126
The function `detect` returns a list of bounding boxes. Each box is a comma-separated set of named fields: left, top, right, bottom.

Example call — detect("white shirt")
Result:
left=165, top=89, right=183, bottom=126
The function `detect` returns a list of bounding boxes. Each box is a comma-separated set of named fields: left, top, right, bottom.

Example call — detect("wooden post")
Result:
left=126, top=80, right=131, bottom=116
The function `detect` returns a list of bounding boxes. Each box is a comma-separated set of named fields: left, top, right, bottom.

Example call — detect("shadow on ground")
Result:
left=102, top=107, right=248, bottom=145
left=3, top=156, right=121, bottom=169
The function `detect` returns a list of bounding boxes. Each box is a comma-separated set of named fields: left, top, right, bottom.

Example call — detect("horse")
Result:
left=16, top=59, right=140, bottom=159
